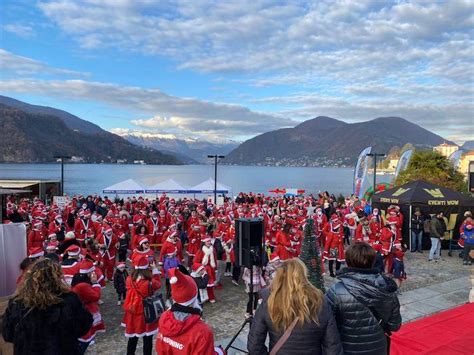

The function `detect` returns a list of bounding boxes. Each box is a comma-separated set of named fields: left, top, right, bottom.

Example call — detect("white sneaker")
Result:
left=209, top=299, right=216, bottom=304
left=117, top=301, right=121, bottom=306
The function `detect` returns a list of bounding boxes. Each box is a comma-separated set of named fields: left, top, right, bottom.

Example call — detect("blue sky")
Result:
left=1, top=0, right=473, bottom=143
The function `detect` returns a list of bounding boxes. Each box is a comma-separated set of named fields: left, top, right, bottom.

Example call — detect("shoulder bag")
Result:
left=269, top=318, right=298, bottom=355
left=142, top=281, right=165, bottom=324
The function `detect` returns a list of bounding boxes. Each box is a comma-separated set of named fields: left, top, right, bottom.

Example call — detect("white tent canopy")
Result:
left=145, top=179, right=189, bottom=194
left=103, top=179, right=144, bottom=194
left=188, top=178, right=231, bottom=194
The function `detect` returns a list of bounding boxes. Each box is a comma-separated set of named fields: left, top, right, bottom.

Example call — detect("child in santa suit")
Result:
left=392, top=247, right=406, bottom=292
left=223, top=232, right=235, bottom=277
left=122, top=255, right=161, bottom=355
left=193, top=237, right=217, bottom=303
left=323, top=214, right=345, bottom=277
left=71, top=259, right=105, bottom=354
left=190, top=263, right=209, bottom=304
left=156, top=268, right=223, bottom=355
left=160, top=232, right=182, bottom=301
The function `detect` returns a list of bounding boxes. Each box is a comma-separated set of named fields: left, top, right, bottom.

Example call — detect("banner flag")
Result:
left=395, top=149, right=414, bottom=178
left=353, top=146, right=372, bottom=198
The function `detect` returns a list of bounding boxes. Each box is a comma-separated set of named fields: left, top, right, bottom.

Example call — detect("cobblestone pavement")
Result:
left=89, top=250, right=472, bottom=354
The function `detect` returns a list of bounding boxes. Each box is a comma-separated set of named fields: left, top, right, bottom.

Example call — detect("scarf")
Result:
left=201, top=245, right=216, bottom=268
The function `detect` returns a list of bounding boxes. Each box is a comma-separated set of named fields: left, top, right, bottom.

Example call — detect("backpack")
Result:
left=123, top=285, right=143, bottom=315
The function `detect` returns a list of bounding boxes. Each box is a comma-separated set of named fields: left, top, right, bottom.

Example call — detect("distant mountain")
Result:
left=118, top=132, right=239, bottom=163
left=0, top=104, right=180, bottom=164
left=225, top=116, right=453, bottom=166
left=461, top=140, right=474, bottom=151
left=0, top=95, right=105, bottom=135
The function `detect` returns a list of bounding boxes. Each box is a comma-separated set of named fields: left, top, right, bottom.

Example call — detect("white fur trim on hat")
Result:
left=170, top=276, right=178, bottom=284
left=65, top=231, right=76, bottom=240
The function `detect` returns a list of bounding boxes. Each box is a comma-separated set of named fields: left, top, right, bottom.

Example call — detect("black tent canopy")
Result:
left=372, top=180, right=474, bottom=207
left=372, top=180, right=474, bottom=250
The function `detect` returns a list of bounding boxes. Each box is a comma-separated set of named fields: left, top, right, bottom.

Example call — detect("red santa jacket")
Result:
left=27, top=229, right=44, bottom=251
left=156, top=311, right=216, bottom=355
left=74, top=218, right=95, bottom=242
left=96, top=232, right=118, bottom=260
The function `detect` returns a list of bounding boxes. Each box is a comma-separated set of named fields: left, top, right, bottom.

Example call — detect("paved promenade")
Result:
left=89, top=251, right=472, bottom=354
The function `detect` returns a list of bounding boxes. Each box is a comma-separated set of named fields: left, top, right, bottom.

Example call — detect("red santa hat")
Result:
left=65, top=244, right=81, bottom=256
left=192, top=263, right=205, bottom=273
left=269, top=252, right=280, bottom=263
left=201, top=236, right=212, bottom=243
left=169, top=268, right=198, bottom=306
left=32, top=220, right=43, bottom=229
left=133, top=255, right=149, bottom=270
left=138, top=236, right=149, bottom=246
left=83, top=210, right=91, bottom=218
left=79, top=259, right=95, bottom=274
left=117, top=262, right=126, bottom=269
left=29, top=247, right=45, bottom=259
left=65, top=231, right=76, bottom=240
left=103, top=226, right=113, bottom=235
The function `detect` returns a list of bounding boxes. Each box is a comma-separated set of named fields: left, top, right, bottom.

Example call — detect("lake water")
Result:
left=0, top=164, right=393, bottom=197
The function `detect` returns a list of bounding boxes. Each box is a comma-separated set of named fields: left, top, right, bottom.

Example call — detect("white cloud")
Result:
left=3, top=24, right=35, bottom=38
left=0, top=78, right=295, bottom=141
left=0, top=49, right=85, bottom=77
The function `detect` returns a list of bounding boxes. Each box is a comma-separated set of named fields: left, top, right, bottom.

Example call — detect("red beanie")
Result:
left=169, top=268, right=198, bottom=305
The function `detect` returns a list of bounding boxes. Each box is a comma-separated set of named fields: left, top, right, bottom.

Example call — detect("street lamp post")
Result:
left=54, top=155, right=71, bottom=196
left=366, top=153, right=386, bottom=199
left=207, top=155, right=225, bottom=204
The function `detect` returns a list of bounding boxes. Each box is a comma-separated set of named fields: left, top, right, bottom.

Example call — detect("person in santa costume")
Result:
left=355, top=216, right=374, bottom=244
left=131, top=236, right=155, bottom=266
left=186, top=224, right=202, bottom=268
left=193, top=237, right=217, bottom=303
left=160, top=231, right=182, bottom=301
left=156, top=267, right=224, bottom=355
left=147, top=210, right=160, bottom=248
left=27, top=220, right=45, bottom=255
left=49, top=213, right=66, bottom=241
left=122, top=255, right=161, bottom=355
left=379, top=221, right=397, bottom=274
left=96, top=226, right=119, bottom=280
left=275, top=223, right=294, bottom=261
left=312, top=207, right=328, bottom=249
left=74, top=209, right=95, bottom=245
left=61, top=244, right=82, bottom=286
left=323, top=214, right=345, bottom=277
left=71, top=259, right=105, bottom=354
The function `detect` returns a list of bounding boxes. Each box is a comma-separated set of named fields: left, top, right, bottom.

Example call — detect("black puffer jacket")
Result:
left=2, top=292, right=93, bottom=355
left=247, top=288, right=343, bottom=355
left=325, top=268, right=402, bottom=355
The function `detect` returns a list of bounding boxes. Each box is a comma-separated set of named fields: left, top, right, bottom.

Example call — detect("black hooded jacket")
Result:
left=325, top=268, right=401, bottom=355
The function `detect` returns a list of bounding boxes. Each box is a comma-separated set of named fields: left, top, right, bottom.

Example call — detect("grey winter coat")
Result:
left=247, top=288, right=343, bottom=355
left=325, top=268, right=402, bottom=355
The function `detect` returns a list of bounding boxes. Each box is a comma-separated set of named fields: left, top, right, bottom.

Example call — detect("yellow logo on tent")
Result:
left=392, top=188, right=410, bottom=197
left=424, top=188, right=444, bottom=198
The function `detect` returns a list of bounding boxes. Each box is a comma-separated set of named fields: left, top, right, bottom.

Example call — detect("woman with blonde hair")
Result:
left=248, top=258, right=343, bottom=354
left=2, top=258, right=93, bottom=355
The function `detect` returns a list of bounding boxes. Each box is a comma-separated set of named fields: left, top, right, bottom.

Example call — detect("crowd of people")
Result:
left=1, top=191, right=472, bottom=354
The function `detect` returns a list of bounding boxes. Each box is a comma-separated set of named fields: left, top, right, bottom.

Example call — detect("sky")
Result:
left=0, top=0, right=473, bottom=144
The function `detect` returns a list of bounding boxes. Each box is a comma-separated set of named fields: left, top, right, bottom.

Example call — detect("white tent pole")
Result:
left=409, top=204, right=412, bottom=252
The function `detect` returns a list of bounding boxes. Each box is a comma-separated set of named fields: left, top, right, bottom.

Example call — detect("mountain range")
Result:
left=0, top=103, right=179, bottom=164
left=0, top=96, right=457, bottom=166
left=117, top=132, right=238, bottom=163
left=224, top=116, right=453, bottom=166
